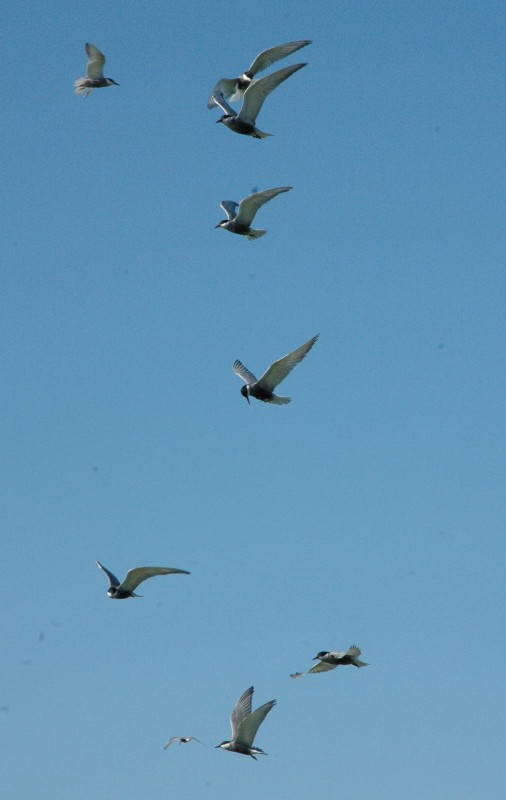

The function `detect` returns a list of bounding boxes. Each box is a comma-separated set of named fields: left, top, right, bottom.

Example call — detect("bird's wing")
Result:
left=230, top=686, right=253, bottom=738
left=121, top=566, right=190, bottom=592
left=346, top=645, right=362, bottom=657
left=236, top=700, right=276, bottom=746
left=210, top=92, right=236, bottom=115
left=207, top=79, right=238, bottom=108
left=247, top=40, right=311, bottom=77
left=257, top=334, right=319, bottom=391
left=232, top=360, right=258, bottom=386
left=239, top=63, right=307, bottom=124
left=96, top=560, right=120, bottom=588
left=163, top=737, right=182, bottom=749
left=235, top=186, right=292, bottom=226
left=85, top=43, right=105, bottom=79
left=307, top=661, right=337, bottom=674
left=220, top=201, right=239, bottom=220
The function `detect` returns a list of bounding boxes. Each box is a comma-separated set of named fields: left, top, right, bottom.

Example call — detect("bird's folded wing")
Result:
left=231, top=686, right=254, bottom=737
left=239, top=63, right=306, bottom=124
left=122, top=566, right=190, bottom=592
left=236, top=700, right=276, bottom=746
left=235, top=186, right=291, bottom=226
left=207, top=79, right=238, bottom=108
left=232, top=360, right=258, bottom=386
left=85, top=43, right=105, bottom=79
left=96, top=560, right=120, bottom=588
left=257, top=334, right=318, bottom=390
left=220, top=201, right=239, bottom=220
left=247, top=40, right=311, bottom=76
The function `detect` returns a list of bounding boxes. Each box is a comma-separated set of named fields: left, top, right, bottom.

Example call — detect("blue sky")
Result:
left=2, top=1, right=505, bottom=798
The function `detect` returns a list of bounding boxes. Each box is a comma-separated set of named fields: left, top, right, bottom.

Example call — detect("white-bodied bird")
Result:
left=215, top=186, right=292, bottom=239
left=215, top=686, right=276, bottom=760
left=212, top=62, right=307, bottom=138
left=74, top=43, right=119, bottom=97
left=290, top=646, right=369, bottom=677
left=96, top=560, right=190, bottom=599
left=233, top=334, right=319, bottom=405
left=207, top=40, right=311, bottom=108
left=163, top=736, right=204, bottom=749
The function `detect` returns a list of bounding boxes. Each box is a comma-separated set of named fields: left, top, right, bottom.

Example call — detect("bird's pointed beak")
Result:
left=245, top=391, right=250, bottom=405
left=214, top=223, right=221, bottom=228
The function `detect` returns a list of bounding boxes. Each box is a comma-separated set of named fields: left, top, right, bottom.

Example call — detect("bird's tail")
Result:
left=74, top=79, right=91, bottom=96
left=253, top=128, right=273, bottom=139
left=269, top=394, right=291, bottom=405
left=353, top=660, right=369, bottom=668
left=247, top=228, right=267, bottom=240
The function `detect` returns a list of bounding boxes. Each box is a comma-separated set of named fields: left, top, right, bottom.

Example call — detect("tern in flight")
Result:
left=215, top=686, right=276, bottom=760
left=96, top=561, right=190, bottom=599
left=290, top=645, right=369, bottom=677
left=215, top=186, right=292, bottom=239
left=74, top=43, right=119, bottom=97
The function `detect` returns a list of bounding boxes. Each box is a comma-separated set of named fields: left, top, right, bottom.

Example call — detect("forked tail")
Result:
left=247, top=229, right=267, bottom=240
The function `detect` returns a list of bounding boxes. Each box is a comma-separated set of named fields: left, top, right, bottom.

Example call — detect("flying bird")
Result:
left=212, top=63, right=307, bottom=138
left=233, top=334, right=318, bottom=405
left=163, top=736, right=204, bottom=749
left=215, top=686, right=276, bottom=760
left=290, top=646, right=369, bottom=677
left=215, top=186, right=292, bottom=239
left=96, top=560, right=190, bottom=599
left=207, top=40, right=311, bottom=108
left=74, top=43, right=119, bottom=97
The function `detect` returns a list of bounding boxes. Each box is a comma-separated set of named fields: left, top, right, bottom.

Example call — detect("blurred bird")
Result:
left=290, top=645, right=369, bottom=677
left=212, top=63, right=307, bottom=138
left=215, top=186, right=292, bottom=239
left=207, top=40, right=311, bottom=108
left=74, top=43, right=119, bottom=97
left=163, top=736, right=204, bottom=749
left=215, top=686, right=276, bottom=760
left=233, top=334, right=318, bottom=405
left=96, top=561, right=190, bottom=599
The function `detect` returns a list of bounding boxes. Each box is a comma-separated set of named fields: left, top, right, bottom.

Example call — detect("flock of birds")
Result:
left=76, top=38, right=369, bottom=761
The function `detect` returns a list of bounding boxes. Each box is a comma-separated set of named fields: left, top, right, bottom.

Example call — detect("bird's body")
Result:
left=212, top=62, right=307, bottom=138
left=74, top=43, right=119, bottom=97
left=233, top=334, right=319, bottom=404
left=215, top=186, right=292, bottom=239
left=290, top=646, right=369, bottom=677
left=215, top=686, right=276, bottom=760
left=207, top=40, right=311, bottom=108
left=96, top=561, right=190, bottom=599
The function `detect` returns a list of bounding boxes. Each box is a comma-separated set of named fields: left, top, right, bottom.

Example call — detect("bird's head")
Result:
left=215, top=740, right=230, bottom=749
left=215, top=115, right=232, bottom=124
left=107, top=587, right=118, bottom=598
left=214, top=220, right=227, bottom=229
left=313, top=651, right=328, bottom=660
left=240, top=385, right=251, bottom=405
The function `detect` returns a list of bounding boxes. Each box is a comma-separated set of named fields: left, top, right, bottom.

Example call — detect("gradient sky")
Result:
left=2, top=1, right=505, bottom=798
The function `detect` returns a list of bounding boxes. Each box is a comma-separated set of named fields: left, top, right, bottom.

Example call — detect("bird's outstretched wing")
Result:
left=306, top=661, right=337, bottom=674
left=346, top=645, right=362, bottom=657
left=210, top=93, right=236, bottom=115
left=239, top=63, right=307, bottom=124
left=230, top=686, right=253, bottom=738
left=121, top=566, right=190, bottom=593
left=257, top=334, right=318, bottom=391
left=96, top=560, right=120, bottom=588
left=235, top=186, right=292, bottom=226
left=236, top=700, right=276, bottom=746
left=220, top=201, right=239, bottom=220
left=85, top=43, right=105, bottom=79
left=232, top=360, right=258, bottom=386
left=247, top=40, right=311, bottom=77
left=207, top=80, right=238, bottom=109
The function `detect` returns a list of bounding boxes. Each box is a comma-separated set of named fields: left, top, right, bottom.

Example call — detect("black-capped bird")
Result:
left=212, top=63, right=307, bottom=138
left=215, top=186, right=292, bottom=239
left=215, top=686, right=276, bottom=760
left=96, top=560, right=190, bottom=599
left=207, top=40, right=311, bottom=108
left=163, top=736, right=204, bottom=749
left=290, top=645, right=369, bottom=677
left=233, top=334, right=318, bottom=405
left=74, top=43, right=119, bottom=97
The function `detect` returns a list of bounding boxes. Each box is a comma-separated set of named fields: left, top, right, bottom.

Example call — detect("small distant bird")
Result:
left=233, top=334, right=318, bottom=405
left=215, top=186, right=292, bottom=240
left=207, top=40, right=311, bottom=108
left=290, top=645, right=369, bottom=677
left=163, top=736, right=204, bottom=749
left=96, top=560, right=190, bottom=599
left=212, top=63, right=307, bottom=138
left=74, top=43, right=119, bottom=97
left=215, top=686, right=276, bottom=760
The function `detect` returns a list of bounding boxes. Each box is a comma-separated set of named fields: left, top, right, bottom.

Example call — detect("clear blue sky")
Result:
left=2, top=1, right=505, bottom=798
